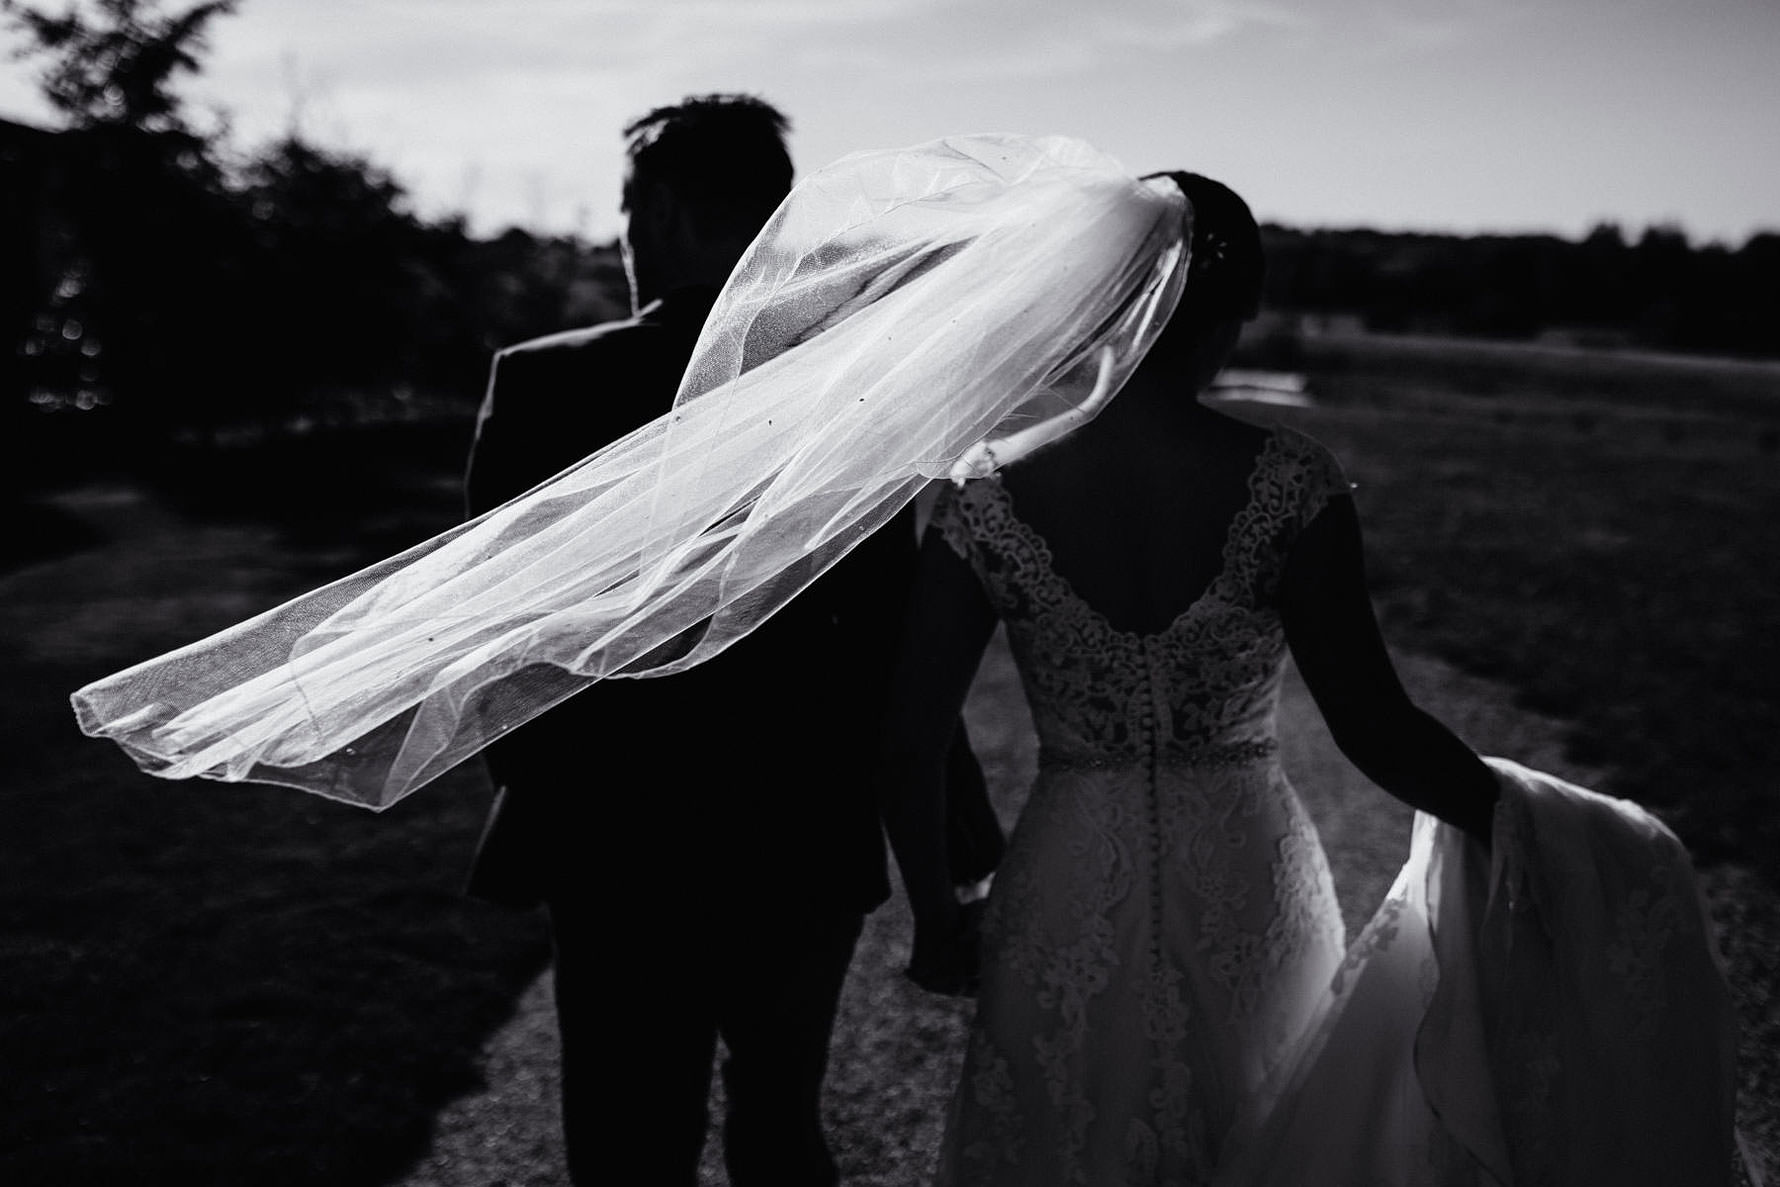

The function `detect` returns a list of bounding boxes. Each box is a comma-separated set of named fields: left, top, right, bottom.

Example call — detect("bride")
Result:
left=874, top=163, right=1747, bottom=1187
left=879, top=168, right=1495, bottom=1184
left=72, top=134, right=1747, bottom=1185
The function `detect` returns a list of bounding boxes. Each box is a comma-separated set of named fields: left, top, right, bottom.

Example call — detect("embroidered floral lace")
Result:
left=930, top=426, right=1352, bottom=1187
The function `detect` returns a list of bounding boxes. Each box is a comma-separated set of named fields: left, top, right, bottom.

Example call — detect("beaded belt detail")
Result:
left=1040, top=737, right=1278, bottom=772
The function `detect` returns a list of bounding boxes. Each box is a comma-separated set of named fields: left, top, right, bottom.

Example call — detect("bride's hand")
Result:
left=947, top=347, right=1120, bottom=485
left=906, top=899, right=985, bottom=997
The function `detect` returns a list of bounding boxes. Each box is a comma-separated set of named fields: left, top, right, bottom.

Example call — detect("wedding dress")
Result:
left=931, top=424, right=1353, bottom=1185
left=928, top=424, right=1745, bottom=1186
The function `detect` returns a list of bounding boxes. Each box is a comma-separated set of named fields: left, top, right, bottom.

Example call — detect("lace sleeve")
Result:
left=1281, top=427, right=1354, bottom=529
left=1240, top=428, right=1356, bottom=605
left=928, top=482, right=984, bottom=572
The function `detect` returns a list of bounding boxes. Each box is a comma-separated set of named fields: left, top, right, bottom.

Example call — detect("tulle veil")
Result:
left=72, top=133, right=1191, bottom=808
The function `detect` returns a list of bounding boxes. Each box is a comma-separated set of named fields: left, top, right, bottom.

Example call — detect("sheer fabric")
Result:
left=71, top=134, right=1189, bottom=808
left=1211, top=759, right=1744, bottom=1187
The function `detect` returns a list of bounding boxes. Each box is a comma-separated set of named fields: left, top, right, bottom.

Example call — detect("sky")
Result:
left=3, top=0, right=1776, bottom=245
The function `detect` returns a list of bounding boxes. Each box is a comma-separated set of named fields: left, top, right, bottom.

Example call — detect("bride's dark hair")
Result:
left=1144, top=171, right=1264, bottom=327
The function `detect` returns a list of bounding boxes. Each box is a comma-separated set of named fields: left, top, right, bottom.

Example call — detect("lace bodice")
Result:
left=930, top=425, right=1354, bottom=1186
left=933, top=425, right=1350, bottom=768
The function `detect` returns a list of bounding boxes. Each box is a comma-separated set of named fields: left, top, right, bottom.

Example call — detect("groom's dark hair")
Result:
left=622, top=94, right=794, bottom=236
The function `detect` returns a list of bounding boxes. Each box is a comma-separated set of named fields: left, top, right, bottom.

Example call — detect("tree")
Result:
left=3, top=0, right=636, bottom=453
left=232, top=135, right=432, bottom=411
left=4, top=0, right=244, bottom=427
left=2, top=0, right=236, bottom=137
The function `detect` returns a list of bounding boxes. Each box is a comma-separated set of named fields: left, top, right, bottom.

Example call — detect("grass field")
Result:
left=0, top=428, right=553, bottom=1184
left=1237, top=327, right=1780, bottom=869
left=0, top=332, right=1775, bottom=1182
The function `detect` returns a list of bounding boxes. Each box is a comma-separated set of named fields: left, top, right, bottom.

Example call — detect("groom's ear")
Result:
left=631, top=179, right=707, bottom=256
left=627, top=177, right=676, bottom=236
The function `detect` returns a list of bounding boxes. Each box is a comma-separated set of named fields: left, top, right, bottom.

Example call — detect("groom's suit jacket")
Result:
left=464, top=285, right=999, bottom=921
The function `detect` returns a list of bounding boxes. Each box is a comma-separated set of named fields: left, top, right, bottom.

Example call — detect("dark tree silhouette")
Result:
left=4, top=0, right=246, bottom=431
left=1259, top=222, right=1779, bottom=357
left=2, top=0, right=236, bottom=135
left=231, top=136, right=433, bottom=418
left=6, top=0, right=1771, bottom=510
left=5, top=0, right=628, bottom=449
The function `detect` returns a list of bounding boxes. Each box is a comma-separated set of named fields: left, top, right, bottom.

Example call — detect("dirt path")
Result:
left=391, top=634, right=1777, bottom=1187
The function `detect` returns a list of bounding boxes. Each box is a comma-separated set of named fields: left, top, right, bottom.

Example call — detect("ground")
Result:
left=7, top=334, right=1775, bottom=1182
left=392, top=630, right=1778, bottom=1187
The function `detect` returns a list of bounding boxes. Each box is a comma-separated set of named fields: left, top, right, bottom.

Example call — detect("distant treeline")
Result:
left=9, top=125, right=1776, bottom=455
left=1259, top=223, right=1780, bottom=357
left=5, top=119, right=625, bottom=436
left=4, top=0, right=1776, bottom=475
left=1, top=0, right=629, bottom=470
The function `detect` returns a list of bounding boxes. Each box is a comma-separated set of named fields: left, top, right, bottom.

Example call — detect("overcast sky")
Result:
left=4, top=0, right=1775, bottom=244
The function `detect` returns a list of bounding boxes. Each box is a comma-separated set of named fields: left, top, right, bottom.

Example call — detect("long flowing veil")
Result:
left=71, top=133, right=1191, bottom=809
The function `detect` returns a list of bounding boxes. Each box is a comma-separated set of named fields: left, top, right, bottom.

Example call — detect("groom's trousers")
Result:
left=549, top=892, right=863, bottom=1187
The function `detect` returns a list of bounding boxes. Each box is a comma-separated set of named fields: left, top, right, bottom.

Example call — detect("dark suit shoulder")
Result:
left=468, top=298, right=709, bottom=515
left=491, top=312, right=681, bottom=394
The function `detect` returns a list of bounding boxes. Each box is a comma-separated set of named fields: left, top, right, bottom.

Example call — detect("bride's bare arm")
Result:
left=1279, top=495, right=1498, bottom=842
left=878, top=529, right=1000, bottom=938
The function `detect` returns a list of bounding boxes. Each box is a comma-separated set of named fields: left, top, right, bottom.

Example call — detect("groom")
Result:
left=463, top=95, right=1000, bottom=1187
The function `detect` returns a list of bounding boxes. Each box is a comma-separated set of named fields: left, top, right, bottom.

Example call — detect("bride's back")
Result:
left=927, top=398, right=1356, bottom=1187
left=999, top=399, right=1272, bottom=636
left=986, top=166, right=1279, bottom=636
